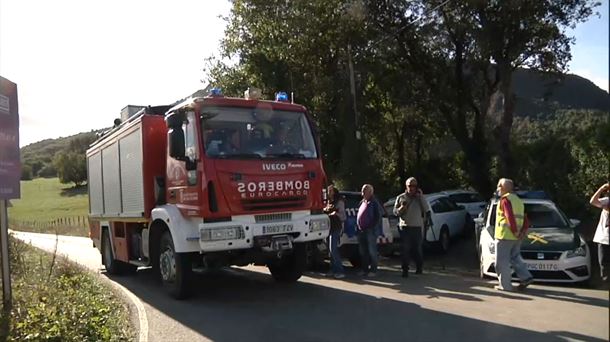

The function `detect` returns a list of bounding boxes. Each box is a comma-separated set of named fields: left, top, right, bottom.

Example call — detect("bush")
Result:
left=37, top=164, right=57, bottom=178
left=0, top=237, right=134, bottom=341
left=20, top=165, right=33, bottom=181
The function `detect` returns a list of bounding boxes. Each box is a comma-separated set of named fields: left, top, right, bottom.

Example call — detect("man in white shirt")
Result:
left=590, top=182, right=609, bottom=282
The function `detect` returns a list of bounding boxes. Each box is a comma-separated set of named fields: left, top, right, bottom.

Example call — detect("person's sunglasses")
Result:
left=408, top=184, right=417, bottom=188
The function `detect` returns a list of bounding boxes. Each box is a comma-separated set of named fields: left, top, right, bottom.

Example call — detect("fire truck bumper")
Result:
left=198, top=212, right=329, bottom=253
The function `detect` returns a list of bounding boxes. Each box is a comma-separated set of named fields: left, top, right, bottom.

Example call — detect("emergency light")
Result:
left=209, top=88, right=223, bottom=97
left=275, top=92, right=289, bottom=102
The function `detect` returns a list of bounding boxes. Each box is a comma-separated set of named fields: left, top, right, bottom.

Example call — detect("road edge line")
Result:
left=102, top=275, right=149, bottom=342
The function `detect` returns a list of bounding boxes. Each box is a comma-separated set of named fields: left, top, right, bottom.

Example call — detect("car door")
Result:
left=449, top=192, right=486, bottom=217
left=428, top=198, right=450, bottom=241
left=341, top=193, right=361, bottom=241
left=439, top=197, right=464, bottom=236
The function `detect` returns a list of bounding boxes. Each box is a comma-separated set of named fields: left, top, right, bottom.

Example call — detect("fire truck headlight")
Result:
left=310, top=218, right=330, bottom=233
left=200, top=226, right=245, bottom=242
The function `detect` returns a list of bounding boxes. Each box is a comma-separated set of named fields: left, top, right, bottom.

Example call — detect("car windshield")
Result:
left=449, top=193, right=484, bottom=203
left=489, top=202, right=569, bottom=229
left=201, top=106, right=318, bottom=159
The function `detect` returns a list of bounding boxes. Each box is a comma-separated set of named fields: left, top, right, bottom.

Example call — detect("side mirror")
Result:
left=169, top=127, right=186, bottom=160
left=570, top=218, right=581, bottom=228
left=478, top=212, right=485, bottom=219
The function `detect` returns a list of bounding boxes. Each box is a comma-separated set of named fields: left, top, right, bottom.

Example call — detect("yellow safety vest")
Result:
left=495, top=193, right=525, bottom=240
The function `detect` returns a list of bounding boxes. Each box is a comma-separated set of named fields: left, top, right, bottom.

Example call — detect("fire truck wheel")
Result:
left=102, top=230, right=137, bottom=275
left=268, top=243, right=306, bottom=282
left=159, top=231, right=193, bottom=299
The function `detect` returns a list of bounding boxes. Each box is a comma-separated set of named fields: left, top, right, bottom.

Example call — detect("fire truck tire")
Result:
left=102, top=230, right=137, bottom=275
left=268, top=243, right=306, bottom=282
left=159, top=231, right=193, bottom=299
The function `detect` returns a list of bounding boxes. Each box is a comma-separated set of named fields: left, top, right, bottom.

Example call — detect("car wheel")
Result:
left=479, top=247, right=486, bottom=279
left=159, top=231, right=193, bottom=299
left=437, top=226, right=450, bottom=254
left=462, top=214, right=473, bottom=237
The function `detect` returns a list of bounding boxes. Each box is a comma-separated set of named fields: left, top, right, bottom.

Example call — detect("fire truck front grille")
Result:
left=255, top=212, right=293, bottom=223
left=242, top=197, right=306, bottom=211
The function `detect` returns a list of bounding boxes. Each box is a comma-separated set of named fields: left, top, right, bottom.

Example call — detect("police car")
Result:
left=339, top=191, right=393, bottom=267
left=476, top=197, right=591, bottom=283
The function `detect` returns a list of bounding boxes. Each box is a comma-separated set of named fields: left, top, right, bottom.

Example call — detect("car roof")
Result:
left=425, top=193, right=451, bottom=201
left=339, top=191, right=361, bottom=196
left=384, top=193, right=447, bottom=205
left=439, top=189, right=478, bottom=195
left=490, top=197, right=556, bottom=206
left=514, top=190, right=550, bottom=200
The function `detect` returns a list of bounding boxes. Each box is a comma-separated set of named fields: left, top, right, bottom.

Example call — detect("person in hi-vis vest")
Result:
left=494, top=178, right=534, bottom=291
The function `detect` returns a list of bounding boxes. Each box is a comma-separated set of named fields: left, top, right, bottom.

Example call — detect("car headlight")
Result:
left=200, top=226, right=244, bottom=241
left=566, top=245, right=586, bottom=258
left=310, top=218, right=330, bottom=232
left=488, top=241, right=495, bottom=255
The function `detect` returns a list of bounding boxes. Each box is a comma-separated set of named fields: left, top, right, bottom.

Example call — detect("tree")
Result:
left=370, top=0, right=598, bottom=194
left=37, top=164, right=57, bottom=178
left=54, top=151, right=87, bottom=187
left=21, top=164, right=33, bottom=181
left=205, top=0, right=599, bottom=197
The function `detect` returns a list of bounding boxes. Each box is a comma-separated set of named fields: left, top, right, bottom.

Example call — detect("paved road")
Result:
left=12, top=231, right=609, bottom=342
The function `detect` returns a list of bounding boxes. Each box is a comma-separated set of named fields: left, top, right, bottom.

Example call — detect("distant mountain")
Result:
left=20, top=130, right=102, bottom=178
left=513, top=68, right=609, bottom=118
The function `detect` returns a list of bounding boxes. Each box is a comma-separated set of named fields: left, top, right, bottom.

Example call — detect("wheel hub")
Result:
left=160, top=248, right=176, bottom=282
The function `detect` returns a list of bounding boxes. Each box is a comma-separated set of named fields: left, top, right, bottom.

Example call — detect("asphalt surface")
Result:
left=11, top=230, right=610, bottom=342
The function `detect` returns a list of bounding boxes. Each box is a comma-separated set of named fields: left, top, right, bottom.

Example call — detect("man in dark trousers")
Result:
left=394, top=177, right=431, bottom=278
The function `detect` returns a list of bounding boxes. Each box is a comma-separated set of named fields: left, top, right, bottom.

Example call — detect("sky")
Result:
left=0, top=0, right=608, bottom=147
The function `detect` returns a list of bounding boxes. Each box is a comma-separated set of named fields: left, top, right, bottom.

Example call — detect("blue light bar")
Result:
left=275, top=91, right=289, bottom=102
left=209, top=88, right=223, bottom=96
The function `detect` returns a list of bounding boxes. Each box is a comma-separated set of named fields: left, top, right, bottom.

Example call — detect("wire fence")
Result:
left=8, top=216, right=89, bottom=237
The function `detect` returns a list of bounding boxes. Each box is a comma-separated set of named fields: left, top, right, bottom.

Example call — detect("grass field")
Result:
left=7, top=178, right=89, bottom=236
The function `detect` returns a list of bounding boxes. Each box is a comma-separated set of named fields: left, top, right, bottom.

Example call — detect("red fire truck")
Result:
left=87, top=88, right=330, bottom=299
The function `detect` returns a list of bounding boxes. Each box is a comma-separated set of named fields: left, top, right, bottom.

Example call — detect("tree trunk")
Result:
left=395, top=121, right=408, bottom=187
left=498, top=66, right=515, bottom=178
left=464, top=142, right=494, bottom=197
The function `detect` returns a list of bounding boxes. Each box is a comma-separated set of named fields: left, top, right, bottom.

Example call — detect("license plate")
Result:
left=263, top=224, right=294, bottom=234
left=526, top=263, right=558, bottom=271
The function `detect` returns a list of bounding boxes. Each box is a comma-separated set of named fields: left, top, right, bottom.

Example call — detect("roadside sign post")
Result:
left=0, top=76, right=20, bottom=311
left=0, top=200, right=10, bottom=310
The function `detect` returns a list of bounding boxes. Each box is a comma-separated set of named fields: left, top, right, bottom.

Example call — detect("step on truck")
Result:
left=87, top=88, right=330, bottom=299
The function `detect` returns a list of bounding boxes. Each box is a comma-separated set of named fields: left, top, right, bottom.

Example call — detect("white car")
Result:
left=384, top=193, right=470, bottom=253
left=476, top=197, right=591, bottom=283
left=440, top=190, right=487, bottom=218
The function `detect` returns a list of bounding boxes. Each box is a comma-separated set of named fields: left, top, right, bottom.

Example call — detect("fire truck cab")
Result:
left=87, top=89, right=330, bottom=299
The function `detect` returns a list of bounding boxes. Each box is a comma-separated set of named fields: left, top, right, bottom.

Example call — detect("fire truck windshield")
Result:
left=201, top=106, right=318, bottom=159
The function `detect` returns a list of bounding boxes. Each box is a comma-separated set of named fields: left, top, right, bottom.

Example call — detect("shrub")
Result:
left=0, top=237, right=134, bottom=341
